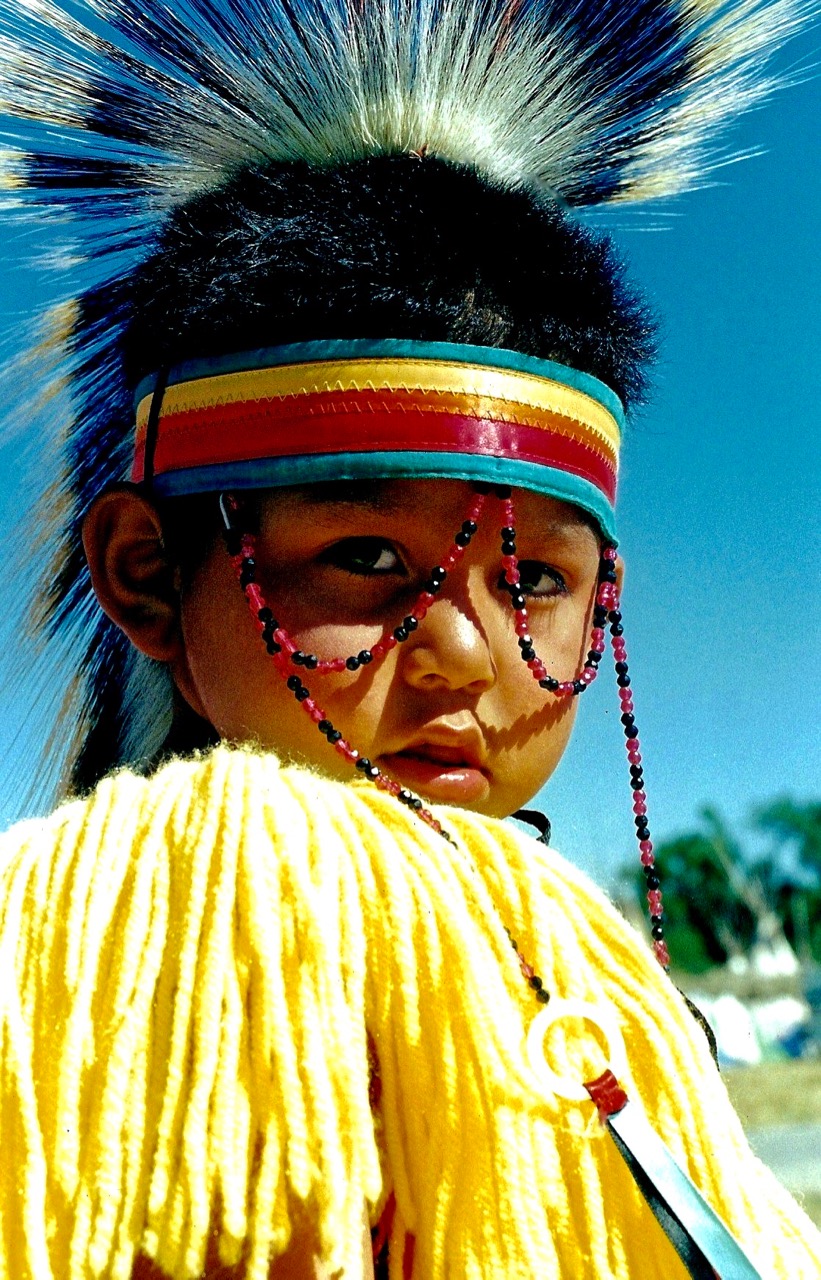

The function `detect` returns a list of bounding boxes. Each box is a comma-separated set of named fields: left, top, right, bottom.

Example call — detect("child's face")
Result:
left=174, top=480, right=605, bottom=818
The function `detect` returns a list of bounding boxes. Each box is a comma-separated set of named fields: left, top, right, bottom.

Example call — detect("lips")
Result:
left=379, top=731, right=490, bottom=805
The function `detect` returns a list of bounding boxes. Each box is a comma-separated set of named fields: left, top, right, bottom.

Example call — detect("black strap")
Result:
left=511, top=808, right=551, bottom=846
left=141, top=368, right=169, bottom=490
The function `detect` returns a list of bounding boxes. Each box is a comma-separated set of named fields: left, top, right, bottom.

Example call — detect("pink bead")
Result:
left=531, top=662, right=547, bottom=680
left=527, top=658, right=541, bottom=670
left=558, top=681, right=574, bottom=695
left=519, top=957, right=535, bottom=980
left=632, top=789, right=647, bottom=805
left=640, top=850, right=655, bottom=867
left=335, top=740, right=358, bottom=762
left=603, top=547, right=617, bottom=562
left=515, top=619, right=529, bottom=637
left=431, top=819, right=442, bottom=833
left=639, top=840, right=653, bottom=856
left=647, top=890, right=663, bottom=911
left=653, top=941, right=670, bottom=968
left=384, top=636, right=398, bottom=652
left=505, top=569, right=521, bottom=587
left=633, top=799, right=647, bottom=816
left=412, top=605, right=428, bottom=622
left=619, top=692, right=634, bottom=709
left=419, top=592, right=435, bottom=607
left=581, top=669, right=596, bottom=684
left=304, top=699, right=322, bottom=722
left=245, top=583, right=263, bottom=611
left=501, top=555, right=516, bottom=570
left=443, top=552, right=458, bottom=568
left=592, top=640, right=606, bottom=655
left=369, top=642, right=385, bottom=660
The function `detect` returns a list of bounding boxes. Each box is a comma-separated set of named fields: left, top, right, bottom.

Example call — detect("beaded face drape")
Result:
left=221, top=483, right=670, bottom=972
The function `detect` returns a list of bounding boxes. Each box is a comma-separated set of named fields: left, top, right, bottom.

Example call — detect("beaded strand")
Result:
left=223, top=487, right=669, bottom=974
left=498, top=491, right=609, bottom=696
left=266, top=491, right=486, bottom=674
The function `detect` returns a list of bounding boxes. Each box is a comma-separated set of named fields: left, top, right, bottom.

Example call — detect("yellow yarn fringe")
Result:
left=1, top=746, right=819, bottom=1279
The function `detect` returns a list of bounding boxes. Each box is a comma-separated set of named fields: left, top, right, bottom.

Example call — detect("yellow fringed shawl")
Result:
left=1, top=746, right=819, bottom=1279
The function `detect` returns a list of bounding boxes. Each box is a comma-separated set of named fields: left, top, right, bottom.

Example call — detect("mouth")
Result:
left=378, top=739, right=491, bottom=805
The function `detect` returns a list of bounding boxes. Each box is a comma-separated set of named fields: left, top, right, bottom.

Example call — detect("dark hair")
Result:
left=125, top=153, right=654, bottom=406
left=64, top=153, right=655, bottom=795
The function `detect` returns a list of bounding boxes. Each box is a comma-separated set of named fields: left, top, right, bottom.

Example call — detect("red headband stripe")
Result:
left=132, top=392, right=618, bottom=503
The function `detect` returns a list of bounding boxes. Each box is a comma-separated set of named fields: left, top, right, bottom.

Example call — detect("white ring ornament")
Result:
left=525, top=997, right=629, bottom=1102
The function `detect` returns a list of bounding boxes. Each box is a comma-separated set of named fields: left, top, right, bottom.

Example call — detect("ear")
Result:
left=82, top=486, right=183, bottom=662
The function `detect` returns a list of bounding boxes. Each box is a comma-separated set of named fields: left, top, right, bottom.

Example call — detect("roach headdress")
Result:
left=0, top=0, right=811, bottom=798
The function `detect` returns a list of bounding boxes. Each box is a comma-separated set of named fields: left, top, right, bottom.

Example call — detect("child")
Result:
left=1, top=2, right=819, bottom=1278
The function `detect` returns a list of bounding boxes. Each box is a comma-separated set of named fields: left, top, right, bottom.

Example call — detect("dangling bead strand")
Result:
left=499, top=491, right=610, bottom=696
left=273, top=491, right=486, bottom=674
left=600, top=553, right=670, bottom=972
left=224, top=506, right=553, bottom=1011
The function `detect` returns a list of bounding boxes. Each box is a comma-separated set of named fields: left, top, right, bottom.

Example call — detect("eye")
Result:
left=318, top=537, right=404, bottom=576
left=499, top=561, right=567, bottom=598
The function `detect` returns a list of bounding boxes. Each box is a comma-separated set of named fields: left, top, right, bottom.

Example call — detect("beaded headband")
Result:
left=133, top=339, right=624, bottom=541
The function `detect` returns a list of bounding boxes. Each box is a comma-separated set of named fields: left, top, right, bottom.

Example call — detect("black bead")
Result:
left=629, top=763, right=643, bottom=779
left=327, top=729, right=342, bottom=743
left=473, top=481, right=492, bottom=494
left=266, top=641, right=282, bottom=655
left=225, top=531, right=243, bottom=557
left=430, top=567, right=446, bottom=586
left=645, top=873, right=660, bottom=889
left=410, top=797, right=423, bottom=810
left=295, top=686, right=309, bottom=702
left=239, top=567, right=255, bottom=587
left=455, top=531, right=471, bottom=547
left=346, top=655, right=360, bottom=671
left=586, top=651, right=601, bottom=666
left=615, top=661, right=629, bottom=675
left=286, top=675, right=302, bottom=692
left=403, top=615, right=418, bottom=632
left=462, top=519, right=478, bottom=536
left=358, top=650, right=373, bottom=665
left=393, top=625, right=409, bottom=643
left=630, top=777, right=645, bottom=792
left=535, top=988, right=550, bottom=1004
left=539, top=677, right=560, bottom=691
left=611, top=624, right=624, bottom=637
left=624, top=724, right=639, bottom=739
left=494, top=485, right=512, bottom=498
left=518, top=635, right=533, bottom=649
left=528, top=975, right=543, bottom=990
left=617, top=674, right=631, bottom=687
left=621, top=712, right=635, bottom=726
left=572, top=679, right=586, bottom=695
left=318, top=720, right=333, bottom=736
left=603, top=568, right=618, bottom=584
left=366, top=765, right=380, bottom=780
left=651, top=925, right=665, bottom=940
left=650, top=914, right=665, bottom=926
left=356, top=757, right=372, bottom=771
left=292, top=650, right=306, bottom=666
left=501, top=526, right=516, bottom=539
left=510, top=593, right=526, bottom=610
left=398, top=788, right=414, bottom=804
left=304, top=653, right=319, bottom=670
left=520, top=646, right=536, bottom=662
left=257, top=607, right=274, bottom=624
left=501, top=540, right=516, bottom=556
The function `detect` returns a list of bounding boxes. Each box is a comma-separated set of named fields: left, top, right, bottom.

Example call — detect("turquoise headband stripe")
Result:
left=151, top=450, right=619, bottom=544
left=134, top=338, right=626, bottom=431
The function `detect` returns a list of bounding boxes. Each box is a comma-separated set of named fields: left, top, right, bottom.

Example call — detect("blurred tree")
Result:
left=623, top=800, right=821, bottom=973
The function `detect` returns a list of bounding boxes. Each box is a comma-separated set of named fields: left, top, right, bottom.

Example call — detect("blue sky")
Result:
left=0, top=25, right=818, bottom=888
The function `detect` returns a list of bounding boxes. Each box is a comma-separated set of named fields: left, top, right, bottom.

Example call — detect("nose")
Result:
left=399, top=577, right=498, bottom=695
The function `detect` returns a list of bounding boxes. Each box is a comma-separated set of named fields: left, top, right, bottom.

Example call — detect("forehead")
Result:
left=265, top=478, right=601, bottom=541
